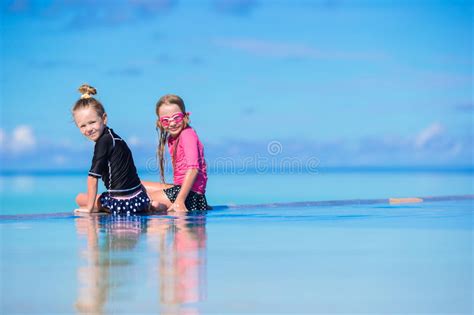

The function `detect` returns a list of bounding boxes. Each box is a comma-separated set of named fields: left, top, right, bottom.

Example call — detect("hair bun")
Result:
left=78, top=84, right=97, bottom=99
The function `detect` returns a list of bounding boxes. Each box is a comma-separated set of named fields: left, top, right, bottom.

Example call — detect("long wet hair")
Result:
left=155, top=94, right=190, bottom=183
left=72, top=84, right=106, bottom=117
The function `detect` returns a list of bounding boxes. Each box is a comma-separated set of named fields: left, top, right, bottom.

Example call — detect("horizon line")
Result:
left=0, top=165, right=473, bottom=176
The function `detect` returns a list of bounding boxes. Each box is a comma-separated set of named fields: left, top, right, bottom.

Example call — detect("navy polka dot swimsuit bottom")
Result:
left=100, top=189, right=150, bottom=216
left=164, top=185, right=208, bottom=211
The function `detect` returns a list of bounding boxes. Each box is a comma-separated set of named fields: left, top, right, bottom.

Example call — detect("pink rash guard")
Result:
left=167, top=127, right=208, bottom=194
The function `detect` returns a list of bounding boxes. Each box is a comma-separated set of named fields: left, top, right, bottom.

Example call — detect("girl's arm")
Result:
left=86, top=176, right=99, bottom=212
left=170, top=168, right=199, bottom=212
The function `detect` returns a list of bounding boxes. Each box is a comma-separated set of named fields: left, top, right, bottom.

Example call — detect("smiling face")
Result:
left=74, top=107, right=108, bottom=142
left=157, top=103, right=187, bottom=138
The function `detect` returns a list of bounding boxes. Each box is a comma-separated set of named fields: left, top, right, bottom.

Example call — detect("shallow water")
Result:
left=1, top=171, right=473, bottom=215
left=1, top=172, right=473, bottom=313
left=1, top=199, right=472, bottom=314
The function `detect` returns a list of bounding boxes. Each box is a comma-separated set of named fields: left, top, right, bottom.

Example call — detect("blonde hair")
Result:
left=72, top=84, right=106, bottom=117
left=155, top=94, right=189, bottom=183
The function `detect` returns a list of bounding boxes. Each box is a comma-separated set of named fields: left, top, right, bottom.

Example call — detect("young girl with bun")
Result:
left=73, top=84, right=150, bottom=216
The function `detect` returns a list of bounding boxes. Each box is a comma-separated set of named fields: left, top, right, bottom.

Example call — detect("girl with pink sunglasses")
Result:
left=142, top=94, right=208, bottom=212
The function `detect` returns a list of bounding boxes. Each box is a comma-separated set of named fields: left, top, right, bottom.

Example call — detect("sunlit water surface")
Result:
left=0, top=172, right=472, bottom=314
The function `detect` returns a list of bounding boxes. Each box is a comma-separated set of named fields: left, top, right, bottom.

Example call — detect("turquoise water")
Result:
left=1, top=171, right=473, bottom=214
left=0, top=171, right=473, bottom=314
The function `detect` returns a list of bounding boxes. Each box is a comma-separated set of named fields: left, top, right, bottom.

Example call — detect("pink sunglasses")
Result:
left=159, top=112, right=189, bottom=127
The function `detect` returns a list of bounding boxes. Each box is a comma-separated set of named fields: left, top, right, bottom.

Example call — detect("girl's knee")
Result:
left=75, top=193, right=86, bottom=206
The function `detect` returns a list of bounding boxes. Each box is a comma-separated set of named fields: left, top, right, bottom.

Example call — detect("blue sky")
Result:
left=0, top=0, right=472, bottom=170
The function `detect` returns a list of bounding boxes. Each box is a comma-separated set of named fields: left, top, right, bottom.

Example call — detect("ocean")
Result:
left=0, top=169, right=472, bottom=314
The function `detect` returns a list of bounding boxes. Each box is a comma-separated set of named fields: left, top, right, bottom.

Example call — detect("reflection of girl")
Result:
left=144, top=95, right=208, bottom=212
left=74, top=216, right=146, bottom=314
left=147, top=215, right=207, bottom=314
left=171, top=217, right=207, bottom=304
left=75, top=215, right=207, bottom=313
left=74, top=216, right=107, bottom=314
left=102, top=216, right=147, bottom=250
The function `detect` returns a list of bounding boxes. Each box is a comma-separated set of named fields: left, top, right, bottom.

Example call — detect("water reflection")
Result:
left=74, top=213, right=207, bottom=314
left=149, top=214, right=207, bottom=315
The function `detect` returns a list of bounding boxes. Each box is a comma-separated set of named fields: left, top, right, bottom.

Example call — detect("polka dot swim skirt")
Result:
left=164, top=185, right=208, bottom=211
left=99, top=188, right=150, bottom=216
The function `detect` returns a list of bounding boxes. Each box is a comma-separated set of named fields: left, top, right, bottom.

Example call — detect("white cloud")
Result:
left=53, top=155, right=68, bottom=165
left=215, top=38, right=324, bottom=59
left=127, top=136, right=142, bottom=147
left=415, top=122, right=445, bottom=149
left=214, top=38, right=387, bottom=61
left=11, top=125, right=37, bottom=153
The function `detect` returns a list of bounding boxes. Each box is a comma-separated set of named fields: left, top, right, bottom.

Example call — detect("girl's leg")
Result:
left=141, top=181, right=174, bottom=212
left=75, top=193, right=102, bottom=211
left=141, top=181, right=173, bottom=192
left=148, top=189, right=173, bottom=212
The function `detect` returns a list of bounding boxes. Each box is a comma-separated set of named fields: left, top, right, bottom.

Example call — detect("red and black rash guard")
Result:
left=88, top=127, right=141, bottom=195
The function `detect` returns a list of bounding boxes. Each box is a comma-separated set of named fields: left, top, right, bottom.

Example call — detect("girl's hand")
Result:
left=167, top=201, right=188, bottom=212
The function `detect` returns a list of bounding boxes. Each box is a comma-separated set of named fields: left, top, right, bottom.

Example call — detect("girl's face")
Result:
left=74, top=107, right=107, bottom=142
left=158, top=103, right=187, bottom=138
